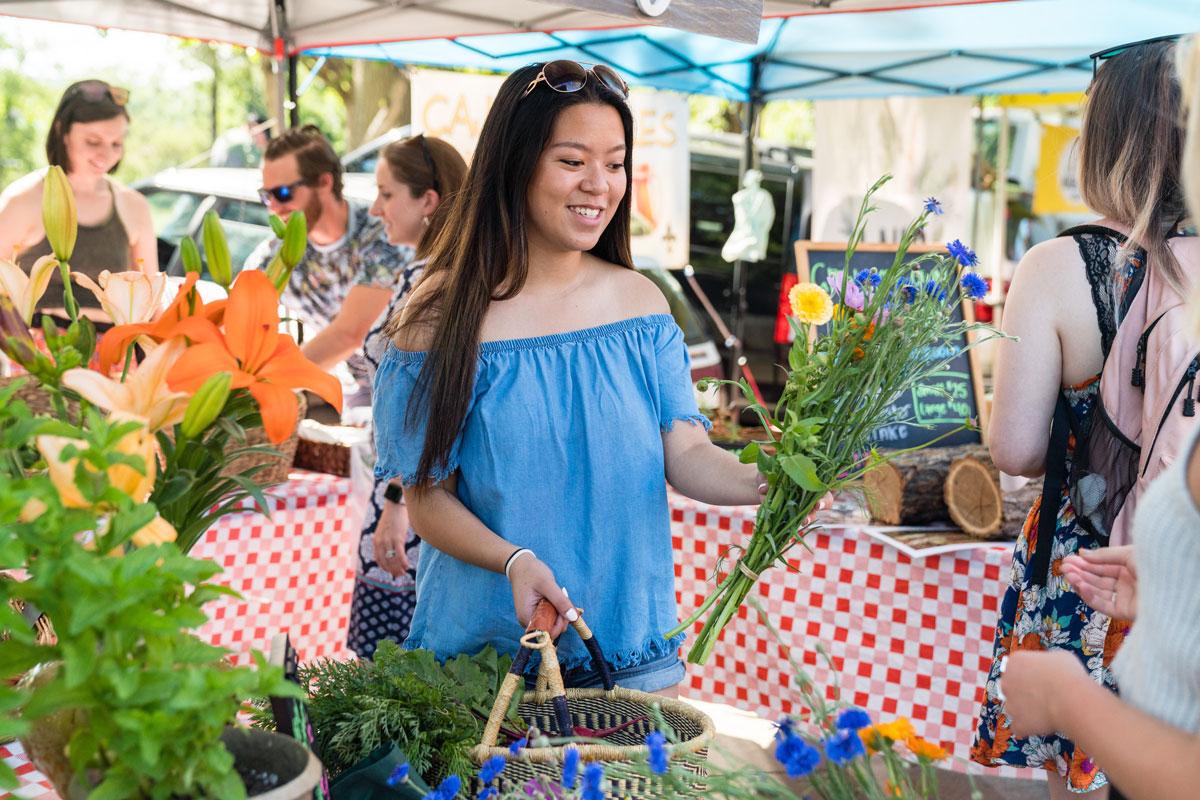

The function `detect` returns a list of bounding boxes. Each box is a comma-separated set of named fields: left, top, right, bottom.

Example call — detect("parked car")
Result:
left=134, top=165, right=722, bottom=391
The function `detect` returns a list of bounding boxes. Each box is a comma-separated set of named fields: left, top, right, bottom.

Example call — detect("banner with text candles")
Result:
left=795, top=240, right=985, bottom=449
left=410, top=69, right=690, bottom=268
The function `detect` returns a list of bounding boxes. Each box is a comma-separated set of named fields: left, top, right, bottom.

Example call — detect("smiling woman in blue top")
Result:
left=372, top=61, right=764, bottom=695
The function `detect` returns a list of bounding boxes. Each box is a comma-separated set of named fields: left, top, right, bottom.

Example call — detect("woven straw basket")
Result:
left=470, top=601, right=713, bottom=798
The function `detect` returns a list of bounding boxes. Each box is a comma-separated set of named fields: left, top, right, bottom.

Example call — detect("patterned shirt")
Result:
left=244, top=199, right=405, bottom=336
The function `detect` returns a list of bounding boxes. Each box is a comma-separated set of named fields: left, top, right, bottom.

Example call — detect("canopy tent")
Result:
left=303, top=0, right=1200, bottom=101
left=0, top=0, right=984, bottom=51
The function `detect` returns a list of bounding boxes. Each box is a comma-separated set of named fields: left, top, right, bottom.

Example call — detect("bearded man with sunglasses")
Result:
left=246, top=125, right=409, bottom=416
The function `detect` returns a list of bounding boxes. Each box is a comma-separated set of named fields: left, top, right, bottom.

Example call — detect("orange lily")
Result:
left=166, top=269, right=341, bottom=444
left=97, top=272, right=226, bottom=373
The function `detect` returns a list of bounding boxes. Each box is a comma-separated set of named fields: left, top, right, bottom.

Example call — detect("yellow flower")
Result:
left=62, top=339, right=190, bottom=432
left=860, top=718, right=917, bottom=753
left=788, top=282, right=833, bottom=326
left=130, top=515, right=177, bottom=548
left=906, top=736, right=949, bottom=761
left=37, top=413, right=157, bottom=508
left=0, top=255, right=59, bottom=324
left=72, top=269, right=167, bottom=327
left=19, top=497, right=47, bottom=522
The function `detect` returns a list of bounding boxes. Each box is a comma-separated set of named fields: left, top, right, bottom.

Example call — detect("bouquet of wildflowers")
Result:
left=666, top=176, right=997, bottom=665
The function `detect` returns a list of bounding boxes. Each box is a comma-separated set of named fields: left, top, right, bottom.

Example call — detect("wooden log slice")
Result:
left=945, top=454, right=1004, bottom=537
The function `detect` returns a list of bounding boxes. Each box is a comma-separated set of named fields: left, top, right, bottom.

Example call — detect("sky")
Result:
left=0, top=15, right=227, bottom=89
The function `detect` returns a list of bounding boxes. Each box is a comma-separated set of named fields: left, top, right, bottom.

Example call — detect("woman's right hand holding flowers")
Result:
left=506, top=552, right=576, bottom=638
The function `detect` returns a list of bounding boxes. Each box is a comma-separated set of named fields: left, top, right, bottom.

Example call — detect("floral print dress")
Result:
left=971, top=229, right=1138, bottom=792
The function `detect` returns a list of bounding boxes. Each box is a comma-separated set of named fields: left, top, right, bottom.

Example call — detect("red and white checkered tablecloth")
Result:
left=670, top=490, right=1039, bottom=780
left=192, top=469, right=360, bottom=666
left=4, top=470, right=359, bottom=798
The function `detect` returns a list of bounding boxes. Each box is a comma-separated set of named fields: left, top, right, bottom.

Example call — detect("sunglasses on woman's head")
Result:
left=66, top=80, right=129, bottom=107
left=1089, top=33, right=1182, bottom=78
left=522, top=61, right=629, bottom=100
left=415, top=134, right=441, bottom=195
left=258, top=181, right=308, bottom=205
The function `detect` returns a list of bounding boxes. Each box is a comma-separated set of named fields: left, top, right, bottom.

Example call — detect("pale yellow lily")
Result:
left=72, top=269, right=167, bottom=327
left=37, top=413, right=157, bottom=508
left=0, top=255, right=59, bottom=324
left=130, top=515, right=178, bottom=548
left=62, top=339, right=190, bottom=432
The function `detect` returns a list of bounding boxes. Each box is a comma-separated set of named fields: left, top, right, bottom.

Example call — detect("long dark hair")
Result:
left=1079, top=40, right=1188, bottom=291
left=46, top=80, right=129, bottom=173
left=402, top=63, right=634, bottom=486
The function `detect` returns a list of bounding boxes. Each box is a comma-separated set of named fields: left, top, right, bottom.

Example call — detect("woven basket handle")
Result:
left=526, top=598, right=616, bottom=693
left=478, top=598, right=618, bottom=747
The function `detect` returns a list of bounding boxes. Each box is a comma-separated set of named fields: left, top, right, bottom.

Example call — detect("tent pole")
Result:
left=269, top=0, right=289, bottom=136
left=288, top=54, right=300, bottom=128
left=728, top=54, right=765, bottom=411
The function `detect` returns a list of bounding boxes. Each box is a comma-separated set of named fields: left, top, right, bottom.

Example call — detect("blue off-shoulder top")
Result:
left=372, top=314, right=710, bottom=672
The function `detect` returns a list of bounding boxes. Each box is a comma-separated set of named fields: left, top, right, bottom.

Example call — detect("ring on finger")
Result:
left=385, top=548, right=398, bottom=558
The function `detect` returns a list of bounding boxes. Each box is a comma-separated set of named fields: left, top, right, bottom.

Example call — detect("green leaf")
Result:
left=738, top=442, right=760, bottom=465
left=778, top=454, right=827, bottom=493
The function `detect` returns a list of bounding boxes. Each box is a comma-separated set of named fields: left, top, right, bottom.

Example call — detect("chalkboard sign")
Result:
left=795, top=241, right=986, bottom=449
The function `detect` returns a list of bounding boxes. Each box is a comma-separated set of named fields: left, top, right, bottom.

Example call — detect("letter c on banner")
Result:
left=636, top=0, right=671, bottom=17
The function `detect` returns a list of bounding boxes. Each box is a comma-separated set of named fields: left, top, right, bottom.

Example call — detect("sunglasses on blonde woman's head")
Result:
left=522, top=61, right=629, bottom=100
left=66, top=80, right=130, bottom=107
left=1089, top=33, right=1182, bottom=78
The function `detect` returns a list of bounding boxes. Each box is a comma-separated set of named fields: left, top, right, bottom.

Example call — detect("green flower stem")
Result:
left=56, top=259, right=78, bottom=323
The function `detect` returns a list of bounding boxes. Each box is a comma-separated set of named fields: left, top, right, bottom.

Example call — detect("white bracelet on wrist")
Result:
left=504, top=548, right=534, bottom=579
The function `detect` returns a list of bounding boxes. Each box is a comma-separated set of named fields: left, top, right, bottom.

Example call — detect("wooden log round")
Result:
left=945, top=453, right=1004, bottom=537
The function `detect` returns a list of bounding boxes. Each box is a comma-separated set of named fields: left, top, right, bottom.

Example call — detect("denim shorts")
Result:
left=528, top=652, right=685, bottom=694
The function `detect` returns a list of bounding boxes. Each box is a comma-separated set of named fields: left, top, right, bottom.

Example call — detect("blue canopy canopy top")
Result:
left=305, top=0, right=1200, bottom=101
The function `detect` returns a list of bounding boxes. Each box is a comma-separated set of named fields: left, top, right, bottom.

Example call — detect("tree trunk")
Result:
left=346, top=61, right=409, bottom=150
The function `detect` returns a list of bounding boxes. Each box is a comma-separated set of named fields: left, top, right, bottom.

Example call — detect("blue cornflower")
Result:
left=509, top=737, right=528, bottom=756
left=478, top=755, right=507, bottom=784
left=562, top=746, right=581, bottom=790
left=581, top=763, right=605, bottom=800
left=924, top=279, right=947, bottom=303
left=386, top=763, right=410, bottom=787
left=784, top=738, right=822, bottom=779
left=946, top=239, right=978, bottom=267
left=646, top=730, right=669, bottom=774
left=824, top=729, right=866, bottom=765
left=477, top=789, right=498, bottom=800
left=961, top=271, right=988, bottom=300
left=836, top=707, right=872, bottom=731
left=430, top=774, right=461, bottom=800
left=924, top=197, right=944, bottom=215
left=854, top=268, right=882, bottom=288
left=893, top=275, right=917, bottom=304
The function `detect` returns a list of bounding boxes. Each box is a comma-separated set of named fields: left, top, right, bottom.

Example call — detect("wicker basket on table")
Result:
left=220, top=393, right=307, bottom=486
left=470, top=600, right=713, bottom=798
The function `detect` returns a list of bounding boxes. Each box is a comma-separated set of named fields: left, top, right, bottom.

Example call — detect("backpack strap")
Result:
left=1027, top=395, right=1081, bottom=586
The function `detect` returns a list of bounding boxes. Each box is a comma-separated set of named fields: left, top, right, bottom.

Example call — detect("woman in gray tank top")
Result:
left=0, top=79, right=157, bottom=323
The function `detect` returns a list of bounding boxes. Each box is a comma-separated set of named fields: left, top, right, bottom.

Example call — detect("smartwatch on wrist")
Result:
left=383, top=483, right=403, bottom=504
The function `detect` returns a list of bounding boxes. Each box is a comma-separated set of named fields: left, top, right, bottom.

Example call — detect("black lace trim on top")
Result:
left=1067, top=227, right=1136, bottom=359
